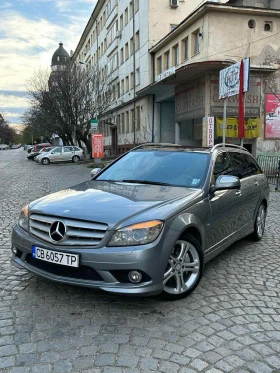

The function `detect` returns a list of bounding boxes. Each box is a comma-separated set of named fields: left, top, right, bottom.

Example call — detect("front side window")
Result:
left=227, top=152, right=248, bottom=179
left=96, top=150, right=209, bottom=188
left=213, top=152, right=232, bottom=180
left=52, top=148, right=62, bottom=154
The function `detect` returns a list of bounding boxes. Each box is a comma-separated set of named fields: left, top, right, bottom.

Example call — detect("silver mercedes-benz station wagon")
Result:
left=11, top=144, right=269, bottom=300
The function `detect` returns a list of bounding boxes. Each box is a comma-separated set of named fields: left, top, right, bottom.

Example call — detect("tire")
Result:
left=72, top=155, right=80, bottom=163
left=250, top=202, right=266, bottom=241
left=161, top=233, right=204, bottom=300
left=41, top=157, right=50, bottom=165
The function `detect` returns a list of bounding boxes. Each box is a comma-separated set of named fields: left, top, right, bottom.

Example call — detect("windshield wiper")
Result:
left=119, top=179, right=171, bottom=186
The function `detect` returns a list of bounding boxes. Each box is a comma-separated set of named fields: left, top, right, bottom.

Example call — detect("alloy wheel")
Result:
left=163, top=239, right=200, bottom=295
left=256, top=204, right=265, bottom=239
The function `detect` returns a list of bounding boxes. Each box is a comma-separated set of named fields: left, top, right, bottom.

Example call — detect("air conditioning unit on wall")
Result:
left=170, top=0, right=179, bottom=8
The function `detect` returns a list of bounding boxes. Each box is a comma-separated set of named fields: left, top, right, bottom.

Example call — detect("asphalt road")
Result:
left=0, top=148, right=280, bottom=373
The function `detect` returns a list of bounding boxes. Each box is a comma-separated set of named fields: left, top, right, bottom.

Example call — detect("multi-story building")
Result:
left=146, top=0, right=280, bottom=154
left=71, top=0, right=229, bottom=155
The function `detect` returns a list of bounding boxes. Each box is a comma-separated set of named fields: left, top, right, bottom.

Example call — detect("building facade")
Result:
left=146, top=0, right=280, bottom=155
left=71, top=0, right=229, bottom=154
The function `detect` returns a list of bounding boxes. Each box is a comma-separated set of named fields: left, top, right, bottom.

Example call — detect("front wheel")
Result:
left=72, top=155, right=80, bottom=163
left=251, top=203, right=266, bottom=241
left=161, top=234, right=203, bottom=300
left=41, top=157, right=50, bottom=165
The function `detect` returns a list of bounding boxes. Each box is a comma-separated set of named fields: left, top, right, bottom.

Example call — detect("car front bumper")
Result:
left=11, top=223, right=177, bottom=296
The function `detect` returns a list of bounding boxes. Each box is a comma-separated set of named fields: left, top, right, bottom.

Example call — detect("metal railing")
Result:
left=257, top=155, right=280, bottom=190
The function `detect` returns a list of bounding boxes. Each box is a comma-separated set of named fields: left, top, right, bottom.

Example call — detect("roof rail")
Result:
left=132, top=143, right=182, bottom=150
left=210, top=143, right=249, bottom=153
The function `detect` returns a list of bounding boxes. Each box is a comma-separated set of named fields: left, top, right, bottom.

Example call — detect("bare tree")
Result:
left=0, top=113, right=17, bottom=144
left=24, top=64, right=113, bottom=154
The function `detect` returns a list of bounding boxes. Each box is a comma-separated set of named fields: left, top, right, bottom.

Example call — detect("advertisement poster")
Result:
left=265, top=94, right=280, bottom=138
left=216, top=118, right=259, bottom=139
left=92, top=134, right=104, bottom=158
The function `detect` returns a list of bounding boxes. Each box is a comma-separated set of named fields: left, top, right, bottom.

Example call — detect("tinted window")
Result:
left=74, top=147, right=81, bottom=151
left=52, top=148, right=62, bottom=154
left=213, top=152, right=232, bottom=179
left=228, top=152, right=248, bottom=179
left=64, top=147, right=73, bottom=153
left=243, top=154, right=262, bottom=176
left=96, top=150, right=210, bottom=188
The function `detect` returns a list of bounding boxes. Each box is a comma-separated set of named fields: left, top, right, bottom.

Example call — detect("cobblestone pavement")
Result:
left=0, top=149, right=280, bottom=373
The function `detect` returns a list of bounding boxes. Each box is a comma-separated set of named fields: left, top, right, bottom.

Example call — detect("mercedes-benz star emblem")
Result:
left=49, top=221, right=66, bottom=242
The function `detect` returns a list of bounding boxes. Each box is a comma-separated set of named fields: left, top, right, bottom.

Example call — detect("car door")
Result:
left=206, top=151, right=243, bottom=252
left=227, top=151, right=253, bottom=233
left=49, top=147, right=63, bottom=162
left=63, top=146, right=74, bottom=161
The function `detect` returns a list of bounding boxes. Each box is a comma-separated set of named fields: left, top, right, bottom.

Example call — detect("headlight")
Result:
left=18, top=204, right=29, bottom=231
left=108, top=220, right=163, bottom=246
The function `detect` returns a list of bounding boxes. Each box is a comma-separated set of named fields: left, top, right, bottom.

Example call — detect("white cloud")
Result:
left=0, top=94, right=29, bottom=109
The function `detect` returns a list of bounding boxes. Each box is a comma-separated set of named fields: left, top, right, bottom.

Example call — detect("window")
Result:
left=213, top=153, right=231, bottom=180
left=125, top=76, right=129, bottom=92
left=182, top=37, right=189, bottom=61
left=106, top=0, right=117, bottom=19
left=126, top=111, right=129, bottom=132
left=136, top=68, right=140, bottom=86
left=130, top=72, right=134, bottom=89
left=117, top=82, right=120, bottom=98
left=125, top=43, right=129, bottom=60
left=131, top=109, right=134, bottom=132
left=120, top=48, right=124, bottom=64
left=164, top=50, right=170, bottom=70
left=129, top=1, right=133, bottom=20
left=172, top=44, right=179, bottom=66
left=108, top=52, right=118, bottom=75
left=135, top=0, right=139, bottom=12
left=157, top=56, right=162, bottom=74
left=120, top=80, right=124, bottom=95
left=125, top=8, right=128, bottom=25
left=117, top=115, right=121, bottom=133
left=227, top=152, right=248, bottom=179
left=64, top=146, right=73, bottom=153
left=57, top=56, right=60, bottom=62
left=192, top=29, right=200, bottom=55
left=243, top=154, right=262, bottom=176
left=107, top=20, right=118, bottom=46
left=135, top=31, right=140, bottom=50
left=120, top=15, right=123, bottom=30
left=170, top=24, right=177, bottom=31
left=121, top=113, right=125, bottom=133
left=136, top=106, right=140, bottom=131
left=130, top=37, right=134, bottom=56
left=52, top=148, right=62, bottom=154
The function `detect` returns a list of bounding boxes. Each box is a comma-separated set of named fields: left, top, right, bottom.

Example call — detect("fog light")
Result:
left=128, top=270, right=142, bottom=283
left=11, top=246, right=17, bottom=255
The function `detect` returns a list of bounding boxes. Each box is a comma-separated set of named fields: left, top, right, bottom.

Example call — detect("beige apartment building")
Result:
left=71, top=0, right=229, bottom=155
left=145, top=0, right=280, bottom=155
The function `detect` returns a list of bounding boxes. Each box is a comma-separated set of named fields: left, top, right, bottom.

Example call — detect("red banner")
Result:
left=92, top=134, right=104, bottom=158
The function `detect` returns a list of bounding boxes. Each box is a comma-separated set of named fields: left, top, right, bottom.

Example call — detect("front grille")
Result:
left=26, top=254, right=104, bottom=281
left=29, top=214, right=108, bottom=246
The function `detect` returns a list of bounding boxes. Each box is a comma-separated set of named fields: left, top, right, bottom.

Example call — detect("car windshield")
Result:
left=96, top=150, right=209, bottom=188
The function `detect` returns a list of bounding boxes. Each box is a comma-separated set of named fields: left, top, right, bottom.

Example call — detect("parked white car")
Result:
left=36, top=146, right=85, bottom=165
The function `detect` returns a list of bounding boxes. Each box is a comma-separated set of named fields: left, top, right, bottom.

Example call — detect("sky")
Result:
left=0, top=0, right=98, bottom=126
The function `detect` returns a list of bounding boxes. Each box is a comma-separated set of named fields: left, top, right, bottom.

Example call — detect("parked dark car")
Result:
left=12, top=144, right=269, bottom=300
left=27, top=143, right=53, bottom=160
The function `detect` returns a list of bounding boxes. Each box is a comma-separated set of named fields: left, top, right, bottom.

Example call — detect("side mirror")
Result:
left=91, top=168, right=102, bottom=178
left=212, top=175, right=241, bottom=192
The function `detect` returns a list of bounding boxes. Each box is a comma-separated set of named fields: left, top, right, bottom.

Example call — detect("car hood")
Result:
left=29, top=180, right=200, bottom=229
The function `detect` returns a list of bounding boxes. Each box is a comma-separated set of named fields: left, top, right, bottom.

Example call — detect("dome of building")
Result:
left=51, top=42, right=70, bottom=68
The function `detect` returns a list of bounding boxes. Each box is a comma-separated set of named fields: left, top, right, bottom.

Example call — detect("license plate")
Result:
left=32, top=246, right=79, bottom=268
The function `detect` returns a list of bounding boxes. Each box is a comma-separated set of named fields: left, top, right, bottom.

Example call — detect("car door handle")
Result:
left=235, top=190, right=242, bottom=197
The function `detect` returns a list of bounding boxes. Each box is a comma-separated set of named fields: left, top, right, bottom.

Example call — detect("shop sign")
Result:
left=210, top=76, right=261, bottom=117
left=156, top=66, right=176, bottom=83
left=216, top=118, right=259, bottom=138
left=265, top=94, right=280, bottom=138
left=207, top=117, right=214, bottom=146
left=92, top=134, right=104, bottom=158
left=175, top=77, right=205, bottom=121
left=219, top=58, right=250, bottom=99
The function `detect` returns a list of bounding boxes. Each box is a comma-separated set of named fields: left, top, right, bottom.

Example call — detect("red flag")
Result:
left=238, top=60, right=245, bottom=139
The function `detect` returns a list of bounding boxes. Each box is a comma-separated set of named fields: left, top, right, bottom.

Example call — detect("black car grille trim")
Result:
left=25, top=254, right=104, bottom=281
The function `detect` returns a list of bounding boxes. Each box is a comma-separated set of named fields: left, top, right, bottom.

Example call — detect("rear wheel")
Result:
left=251, top=202, right=266, bottom=241
left=161, top=234, right=203, bottom=300
left=41, top=157, right=50, bottom=165
left=72, top=155, right=80, bottom=163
